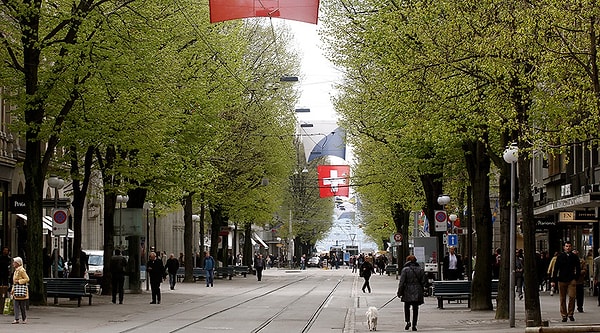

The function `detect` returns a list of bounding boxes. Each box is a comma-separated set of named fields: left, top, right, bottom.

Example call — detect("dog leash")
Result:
left=379, top=296, right=397, bottom=310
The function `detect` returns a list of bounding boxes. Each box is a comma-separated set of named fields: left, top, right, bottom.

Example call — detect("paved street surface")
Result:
left=3, top=267, right=600, bottom=332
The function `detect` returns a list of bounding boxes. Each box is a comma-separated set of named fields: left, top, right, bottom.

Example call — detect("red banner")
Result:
left=209, top=0, right=320, bottom=24
left=317, top=165, right=350, bottom=198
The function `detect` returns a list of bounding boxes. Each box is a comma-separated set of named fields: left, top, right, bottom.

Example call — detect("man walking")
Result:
left=551, top=241, right=581, bottom=322
left=254, top=254, right=265, bottom=281
left=573, top=249, right=588, bottom=312
left=110, top=249, right=127, bottom=304
left=593, top=248, right=600, bottom=306
left=165, top=253, right=179, bottom=290
left=204, top=251, right=215, bottom=287
left=147, top=251, right=166, bottom=304
left=0, top=247, right=11, bottom=306
left=443, top=246, right=464, bottom=280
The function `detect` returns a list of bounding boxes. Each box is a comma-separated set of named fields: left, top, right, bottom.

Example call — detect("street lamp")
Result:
left=503, top=143, right=518, bottom=328
left=449, top=213, right=457, bottom=232
left=48, top=176, right=65, bottom=278
left=437, top=194, right=450, bottom=279
left=144, top=202, right=153, bottom=291
left=192, top=214, right=201, bottom=261
left=116, top=194, right=129, bottom=250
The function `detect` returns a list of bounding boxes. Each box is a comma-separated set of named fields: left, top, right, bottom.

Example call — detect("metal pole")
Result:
left=509, top=161, right=516, bottom=328
left=288, top=209, right=293, bottom=269
left=146, top=206, right=150, bottom=291
left=53, top=187, right=58, bottom=278
left=466, top=186, right=472, bottom=281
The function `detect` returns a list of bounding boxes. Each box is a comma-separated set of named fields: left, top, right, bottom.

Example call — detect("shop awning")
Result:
left=16, top=214, right=73, bottom=238
left=252, top=233, right=268, bottom=248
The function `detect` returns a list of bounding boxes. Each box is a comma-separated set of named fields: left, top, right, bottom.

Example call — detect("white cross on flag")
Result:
left=318, top=165, right=350, bottom=197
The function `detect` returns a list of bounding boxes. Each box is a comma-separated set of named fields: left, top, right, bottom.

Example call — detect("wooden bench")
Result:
left=216, top=266, right=234, bottom=280
left=432, top=279, right=499, bottom=309
left=231, top=265, right=249, bottom=277
left=385, top=264, right=398, bottom=276
left=44, top=278, right=95, bottom=307
left=176, top=267, right=207, bottom=282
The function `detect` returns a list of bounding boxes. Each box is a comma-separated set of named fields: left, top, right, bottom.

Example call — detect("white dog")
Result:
left=366, top=306, right=378, bottom=331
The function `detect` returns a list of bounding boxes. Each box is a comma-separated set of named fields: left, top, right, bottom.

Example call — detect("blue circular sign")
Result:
left=54, top=210, right=67, bottom=224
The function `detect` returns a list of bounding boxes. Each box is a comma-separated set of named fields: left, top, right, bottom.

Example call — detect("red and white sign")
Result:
left=317, top=165, right=350, bottom=198
left=394, top=233, right=403, bottom=242
left=52, top=208, right=69, bottom=236
left=209, top=0, right=320, bottom=24
left=434, top=210, right=447, bottom=232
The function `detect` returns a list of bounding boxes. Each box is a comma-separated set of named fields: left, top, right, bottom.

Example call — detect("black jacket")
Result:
left=109, top=254, right=127, bottom=276
left=165, top=258, right=179, bottom=275
left=552, top=251, right=581, bottom=283
left=147, top=258, right=166, bottom=283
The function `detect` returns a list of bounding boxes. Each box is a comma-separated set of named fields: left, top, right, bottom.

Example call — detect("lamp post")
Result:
left=192, top=214, right=200, bottom=264
left=116, top=194, right=129, bottom=250
left=144, top=202, right=153, bottom=291
left=437, top=194, right=450, bottom=280
left=48, top=176, right=65, bottom=278
left=503, top=143, right=518, bottom=328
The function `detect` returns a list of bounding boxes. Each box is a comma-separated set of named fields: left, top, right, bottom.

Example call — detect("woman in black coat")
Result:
left=397, top=255, right=427, bottom=331
left=360, top=258, right=375, bottom=293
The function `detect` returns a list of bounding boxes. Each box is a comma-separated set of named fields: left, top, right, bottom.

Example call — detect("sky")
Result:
left=283, top=21, right=377, bottom=252
left=282, top=20, right=351, bottom=168
left=286, top=21, right=342, bottom=122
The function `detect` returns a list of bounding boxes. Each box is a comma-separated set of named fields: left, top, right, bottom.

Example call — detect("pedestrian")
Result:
left=360, top=257, right=374, bottom=293
left=515, top=249, right=524, bottom=300
left=547, top=251, right=559, bottom=295
left=0, top=247, right=11, bottom=308
left=594, top=248, right=600, bottom=306
left=51, top=249, right=65, bottom=278
left=204, top=251, right=215, bottom=287
left=109, top=249, right=127, bottom=304
left=397, top=255, right=427, bottom=332
left=11, top=256, right=29, bottom=324
left=254, top=253, right=265, bottom=281
left=572, top=249, right=588, bottom=312
left=551, top=241, right=581, bottom=322
left=146, top=251, right=166, bottom=304
left=42, top=247, right=51, bottom=278
left=178, top=252, right=184, bottom=267
left=165, top=253, right=179, bottom=290
left=300, top=254, right=306, bottom=270
left=442, top=246, right=464, bottom=280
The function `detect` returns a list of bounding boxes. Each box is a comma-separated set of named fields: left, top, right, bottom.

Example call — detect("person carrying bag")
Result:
left=10, top=256, right=29, bottom=324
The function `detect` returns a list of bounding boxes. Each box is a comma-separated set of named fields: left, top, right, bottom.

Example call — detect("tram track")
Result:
left=118, top=273, right=346, bottom=333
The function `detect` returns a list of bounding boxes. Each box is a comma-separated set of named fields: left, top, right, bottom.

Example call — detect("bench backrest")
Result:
left=432, top=280, right=471, bottom=294
left=44, top=278, right=89, bottom=294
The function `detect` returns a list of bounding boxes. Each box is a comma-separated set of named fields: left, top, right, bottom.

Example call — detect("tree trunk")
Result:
left=463, top=138, right=494, bottom=310
left=495, top=156, right=512, bottom=319
left=420, top=171, right=443, bottom=276
left=183, top=194, right=195, bottom=282
left=518, top=145, right=542, bottom=326
left=391, top=203, right=410, bottom=265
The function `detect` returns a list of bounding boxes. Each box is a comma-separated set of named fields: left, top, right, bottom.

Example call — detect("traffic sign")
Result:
left=434, top=210, right=447, bottom=232
left=448, top=234, right=458, bottom=247
left=52, top=208, right=69, bottom=236
left=393, top=233, right=403, bottom=242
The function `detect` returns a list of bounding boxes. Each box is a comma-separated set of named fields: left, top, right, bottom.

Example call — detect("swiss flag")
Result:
left=317, top=165, right=350, bottom=198
left=209, top=0, right=320, bottom=24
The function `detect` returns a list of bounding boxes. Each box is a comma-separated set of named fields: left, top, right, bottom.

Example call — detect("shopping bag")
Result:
left=3, top=297, right=13, bottom=315
left=13, top=284, right=27, bottom=298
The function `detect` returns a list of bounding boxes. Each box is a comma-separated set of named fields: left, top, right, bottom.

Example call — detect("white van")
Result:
left=84, top=250, right=104, bottom=282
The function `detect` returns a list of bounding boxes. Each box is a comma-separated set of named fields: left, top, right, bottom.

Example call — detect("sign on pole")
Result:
left=447, top=234, right=458, bottom=247
left=434, top=210, right=447, bottom=232
left=52, top=208, right=69, bottom=236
